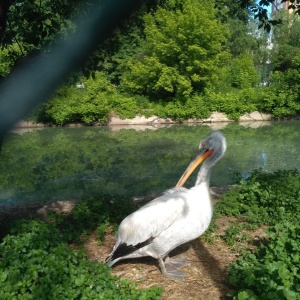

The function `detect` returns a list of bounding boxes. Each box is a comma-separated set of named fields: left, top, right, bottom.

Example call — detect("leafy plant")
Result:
left=120, top=0, right=229, bottom=99
left=205, top=169, right=300, bottom=298
left=228, top=222, right=300, bottom=299
left=0, top=218, right=163, bottom=299
left=223, top=224, right=244, bottom=246
left=54, top=194, right=137, bottom=243
left=215, top=169, right=300, bottom=227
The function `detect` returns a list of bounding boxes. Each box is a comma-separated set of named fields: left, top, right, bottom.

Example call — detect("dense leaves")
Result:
left=211, top=169, right=300, bottom=299
left=257, top=12, right=300, bottom=118
left=0, top=204, right=163, bottom=299
left=120, top=0, right=229, bottom=99
left=2, top=0, right=80, bottom=66
left=217, top=169, right=300, bottom=226
left=228, top=223, right=300, bottom=299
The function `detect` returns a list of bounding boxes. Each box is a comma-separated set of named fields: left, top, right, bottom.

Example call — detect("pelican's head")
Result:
left=175, top=131, right=226, bottom=187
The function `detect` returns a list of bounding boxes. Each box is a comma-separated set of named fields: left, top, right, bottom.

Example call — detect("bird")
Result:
left=105, top=131, right=227, bottom=280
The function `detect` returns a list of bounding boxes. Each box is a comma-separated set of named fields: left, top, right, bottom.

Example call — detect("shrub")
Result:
left=205, top=88, right=257, bottom=120
left=44, top=72, right=116, bottom=125
left=258, top=55, right=300, bottom=118
left=153, top=94, right=212, bottom=120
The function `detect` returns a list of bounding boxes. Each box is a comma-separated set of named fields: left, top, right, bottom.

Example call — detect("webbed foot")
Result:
left=163, top=268, right=186, bottom=280
left=158, top=257, right=187, bottom=280
left=164, top=257, right=188, bottom=269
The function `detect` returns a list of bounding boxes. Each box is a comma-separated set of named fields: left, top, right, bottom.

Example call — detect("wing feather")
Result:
left=116, top=189, right=189, bottom=246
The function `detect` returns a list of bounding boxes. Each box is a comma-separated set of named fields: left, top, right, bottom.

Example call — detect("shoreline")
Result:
left=14, top=111, right=274, bottom=129
left=0, top=186, right=234, bottom=222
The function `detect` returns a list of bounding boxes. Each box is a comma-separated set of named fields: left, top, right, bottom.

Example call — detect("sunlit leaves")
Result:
left=121, top=0, right=229, bottom=99
left=0, top=219, right=163, bottom=299
left=211, top=169, right=300, bottom=298
left=228, top=222, right=300, bottom=299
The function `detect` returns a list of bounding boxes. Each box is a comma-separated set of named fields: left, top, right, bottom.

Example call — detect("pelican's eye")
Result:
left=201, top=141, right=206, bottom=148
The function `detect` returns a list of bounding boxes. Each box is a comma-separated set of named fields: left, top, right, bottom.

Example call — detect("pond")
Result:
left=1, top=120, right=300, bottom=205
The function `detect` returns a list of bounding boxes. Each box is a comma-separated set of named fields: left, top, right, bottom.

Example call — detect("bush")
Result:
left=153, top=94, right=212, bottom=120
left=44, top=73, right=113, bottom=125
left=205, top=88, right=257, bottom=120
left=258, top=55, right=300, bottom=117
left=221, top=53, right=259, bottom=89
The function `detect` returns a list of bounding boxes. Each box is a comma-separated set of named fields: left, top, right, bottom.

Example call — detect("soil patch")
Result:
left=84, top=227, right=237, bottom=300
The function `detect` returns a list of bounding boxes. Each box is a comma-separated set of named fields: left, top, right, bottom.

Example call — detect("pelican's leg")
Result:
left=164, top=256, right=188, bottom=268
left=158, top=257, right=185, bottom=280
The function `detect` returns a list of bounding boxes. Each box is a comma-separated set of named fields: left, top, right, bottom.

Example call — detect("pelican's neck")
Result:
left=195, top=161, right=212, bottom=186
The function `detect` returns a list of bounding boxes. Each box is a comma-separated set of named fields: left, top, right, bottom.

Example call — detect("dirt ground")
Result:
left=84, top=218, right=236, bottom=300
left=83, top=186, right=267, bottom=300
left=84, top=213, right=268, bottom=300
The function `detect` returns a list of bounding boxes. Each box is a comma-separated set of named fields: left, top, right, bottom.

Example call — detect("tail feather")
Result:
left=106, top=237, right=154, bottom=265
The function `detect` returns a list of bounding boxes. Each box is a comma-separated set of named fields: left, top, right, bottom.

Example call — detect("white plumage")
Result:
left=106, top=131, right=227, bottom=280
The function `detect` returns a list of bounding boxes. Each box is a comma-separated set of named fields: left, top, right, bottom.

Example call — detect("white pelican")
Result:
left=106, top=131, right=227, bottom=280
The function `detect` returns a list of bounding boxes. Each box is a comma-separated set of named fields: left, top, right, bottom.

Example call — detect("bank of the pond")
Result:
left=0, top=186, right=233, bottom=222
left=15, top=111, right=273, bottom=129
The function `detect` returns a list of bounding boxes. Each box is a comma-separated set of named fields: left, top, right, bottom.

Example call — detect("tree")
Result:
left=0, top=0, right=299, bottom=75
left=1, top=0, right=81, bottom=67
left=221, top=53, right=259, bottom=89
left=120, top=0, right=229, bottom=100
left=259, top=54, right=300, bottom=116
left=271, top=11, right=300, bottom=72
left=239, top=0, right=300, bottom=32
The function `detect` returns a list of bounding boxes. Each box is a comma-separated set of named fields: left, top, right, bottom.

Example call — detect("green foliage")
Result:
left=258, top=54, right=300, bottom=117
left=221, top=53, right=259, bottom=89
left=228, top=222, right=300, bottom=299
left=56, top=195, right=137, bottom=242
left=256, top=12, right=300, bottom=118
left=223, top=224, right=245, bottom=246
left=205, top=88, right=258, bottom=120
left=110, top=96, right=139, bottom=119
left=43, top=73, right=111, bottom=125
left=120, top=0, right=229, bottom=99
left=2, top=0, right=299, bottom=125
left=2, top=0, right=79, bottom=65
left=41, top=72, right=140, bottom=125
left=153, top=94, right=211, bottom=120
left=93, top=5, right=147, bottom=85
left=216, top=169, right=300, bottom=227
left=0, top=217, right=163, bottom=299
left=0, top=47, right=13, bottom=77
left=271, top=12, right=300, bottom=72
left=207, top=169, right=300, bottom=298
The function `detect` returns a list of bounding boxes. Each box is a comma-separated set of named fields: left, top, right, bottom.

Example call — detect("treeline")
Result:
left=1, top=0, right=300, bottom=125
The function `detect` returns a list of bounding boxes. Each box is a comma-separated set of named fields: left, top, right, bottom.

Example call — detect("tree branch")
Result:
left=0, top=0, right=11, bottom=43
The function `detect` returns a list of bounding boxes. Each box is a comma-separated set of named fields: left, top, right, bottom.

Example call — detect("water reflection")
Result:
left=1, top=121, right=300, bottom=205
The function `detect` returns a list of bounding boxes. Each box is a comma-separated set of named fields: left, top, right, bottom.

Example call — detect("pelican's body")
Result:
left=106, top=131, right=226, bottom=280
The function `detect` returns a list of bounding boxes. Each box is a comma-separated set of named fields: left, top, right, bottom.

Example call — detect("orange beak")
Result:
left=175, top=149, right=214, bottom=187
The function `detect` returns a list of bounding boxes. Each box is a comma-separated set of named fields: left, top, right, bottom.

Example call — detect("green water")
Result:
left=1, top=121, right=300, bottom=205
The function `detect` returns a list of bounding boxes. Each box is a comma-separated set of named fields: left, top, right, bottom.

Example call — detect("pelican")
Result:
left=106, top=131, right=226, bottom=280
